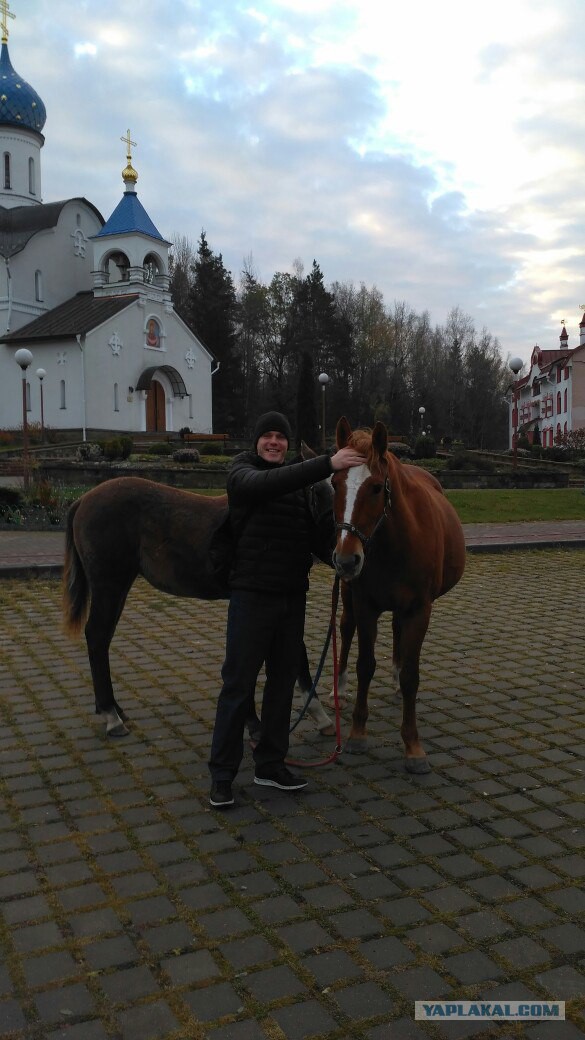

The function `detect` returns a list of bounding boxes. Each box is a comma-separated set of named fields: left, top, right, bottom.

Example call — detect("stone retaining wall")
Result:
left=36, top=460, right=228, bottom=489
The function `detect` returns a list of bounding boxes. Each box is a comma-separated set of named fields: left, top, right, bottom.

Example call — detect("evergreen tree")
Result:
left=169, top=234, right=196, bottom=320
left=295, top=352, right=319, bottom=451
left=188, top=232, right=241, bottom=432
left=237, top=264, right=270, bottom=427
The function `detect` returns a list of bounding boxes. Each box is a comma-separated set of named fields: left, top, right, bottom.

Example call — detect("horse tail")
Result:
left=62, top=499, right=89, bottom=638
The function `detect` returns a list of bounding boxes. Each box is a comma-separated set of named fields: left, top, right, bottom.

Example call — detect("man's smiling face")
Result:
left=257, top=430, right=288, bottom=464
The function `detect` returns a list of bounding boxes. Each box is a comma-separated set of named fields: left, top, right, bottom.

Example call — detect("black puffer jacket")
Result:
left=227, top=451, right=334, bottom=593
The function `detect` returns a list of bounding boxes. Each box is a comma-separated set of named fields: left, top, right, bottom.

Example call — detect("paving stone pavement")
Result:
left=1, top=552, right=585, bottom=1039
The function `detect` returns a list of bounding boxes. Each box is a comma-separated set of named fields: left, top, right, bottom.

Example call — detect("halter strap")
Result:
left=335, top=476, right=391, bottom=552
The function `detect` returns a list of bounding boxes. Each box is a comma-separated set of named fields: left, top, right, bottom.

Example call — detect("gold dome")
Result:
left=122, top=161, right=138, bottom=184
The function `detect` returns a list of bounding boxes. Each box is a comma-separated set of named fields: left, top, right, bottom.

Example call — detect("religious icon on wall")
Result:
left=146, top=318, right=161, bottom=348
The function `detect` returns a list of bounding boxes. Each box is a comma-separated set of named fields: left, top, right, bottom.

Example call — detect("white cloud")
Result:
left=11, top=0, right=585, bottom=360
left=73, top=42, right=97, bottom=58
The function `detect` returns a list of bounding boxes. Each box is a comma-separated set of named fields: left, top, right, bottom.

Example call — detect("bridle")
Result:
left=335, top=475, right=391, bottom=553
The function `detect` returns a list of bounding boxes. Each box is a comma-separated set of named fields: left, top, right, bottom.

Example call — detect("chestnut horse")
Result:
left=62, top=476, right=334, bottom=738
left=331, top=417, right=466, bottom=772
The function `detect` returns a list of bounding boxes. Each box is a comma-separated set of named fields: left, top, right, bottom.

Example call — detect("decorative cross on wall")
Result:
left=109, top=333, right=123, bottom=356
left=57, top=351, right=67, bottom=365
left=71, top=228, right=87, bottom=258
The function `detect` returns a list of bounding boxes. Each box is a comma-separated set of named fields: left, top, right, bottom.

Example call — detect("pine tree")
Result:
left=295, top=351, right=319, bottom=451
left=188, top=232, right=241, bottom=432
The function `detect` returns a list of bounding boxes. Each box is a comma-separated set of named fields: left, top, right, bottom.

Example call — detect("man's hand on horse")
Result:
left=330, top=447, right=366, bottom=471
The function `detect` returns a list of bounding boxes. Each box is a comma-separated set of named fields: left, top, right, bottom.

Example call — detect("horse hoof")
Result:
left=319, top=724, right=336, bottom=737
left=344, top=736, right=367, bottom=754
left=405, top=756, right=431, bottom=775
left=106, top=722, right=129, bottom=738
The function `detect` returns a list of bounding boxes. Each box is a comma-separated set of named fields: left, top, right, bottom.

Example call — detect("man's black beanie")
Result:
left=253, top=411, right=292, bottom=450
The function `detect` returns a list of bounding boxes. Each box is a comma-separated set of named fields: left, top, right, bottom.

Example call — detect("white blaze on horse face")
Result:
left=339, top=463, right=370, bottom=552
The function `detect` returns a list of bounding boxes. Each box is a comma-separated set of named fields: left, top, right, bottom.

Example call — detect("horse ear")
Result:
left=300, top=440, right=317, bottom=460
left=337, top=416, right=352, bottom=449
left=372, top=421, right=388, bottom=458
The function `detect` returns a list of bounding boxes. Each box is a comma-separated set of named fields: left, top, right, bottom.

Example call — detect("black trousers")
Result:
left=209, top=589, right=306, bottom=782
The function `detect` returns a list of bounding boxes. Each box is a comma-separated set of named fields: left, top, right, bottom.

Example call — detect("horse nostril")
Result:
left=335, top=555, right=357, bottom=576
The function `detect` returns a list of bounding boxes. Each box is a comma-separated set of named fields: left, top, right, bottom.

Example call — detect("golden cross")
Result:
left=120, top=128, right=137, bottom=162
left=0, top=0, right=15, bottom=44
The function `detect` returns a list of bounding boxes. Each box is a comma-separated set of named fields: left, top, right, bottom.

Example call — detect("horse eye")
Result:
left=372, top=484, right=383, bottom=495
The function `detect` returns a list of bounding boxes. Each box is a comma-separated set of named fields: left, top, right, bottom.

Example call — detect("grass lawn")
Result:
left=49, top=481, right=585, bottom=523
left=190, top=486, right=585, bottom=522
left=445, top=488, right=585, bottom=523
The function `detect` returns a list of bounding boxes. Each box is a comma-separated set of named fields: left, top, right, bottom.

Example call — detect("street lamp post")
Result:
left=418, top=405, right=426, bottom=432
left=318, top=372, right=329, bottom=450
left=36, top=368, right=46, bottom=444
left=509, top=357, right=523, bottom=470
left=15, top=348, right=33, bottom=491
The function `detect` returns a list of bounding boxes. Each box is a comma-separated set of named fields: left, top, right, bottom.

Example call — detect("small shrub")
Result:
left=445, top=452, right=495, bottom=473
left=26, top=421, right=44, bottom=445
left=197, top=442, right=225, bottom=455
left=119, top=436, right=134, bottom=460
left=103, top=438, right=122, bottom=460
left=0, top=486, right=22, bottom=512
left=414, top=434, right=436, bottom=459
left=1, top=505, right=24, bottom=525
left=409, top=457, right=447, bottom=472
left=388, top=442, right=413, bottom=458
left=147, top=442, right=174, bottom=456
left=29, top=480, right=60, bottom=511
left=179, top=427, right=191, bottom=441
left=172, top=448, right=200, bottom=464
left=0, top=430, right=16, bottom=446
left=540, top=445, right=570, bottom=463
left=75, top=442, right=103, bottom=461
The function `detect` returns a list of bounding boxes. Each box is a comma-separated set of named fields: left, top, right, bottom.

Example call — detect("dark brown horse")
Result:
left=63, top=476, right=334, bottom=738
left=331, top=417, right=466, bottom=772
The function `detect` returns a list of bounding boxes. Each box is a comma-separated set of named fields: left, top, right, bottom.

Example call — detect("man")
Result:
left=208, top=410, right=364, bottom=808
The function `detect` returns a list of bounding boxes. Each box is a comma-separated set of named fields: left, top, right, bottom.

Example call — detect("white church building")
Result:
left=0, top=13, right=215, bottom=438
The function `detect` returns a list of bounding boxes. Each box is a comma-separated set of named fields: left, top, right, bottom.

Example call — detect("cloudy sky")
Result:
left=14, top=0, right=585, bottom=364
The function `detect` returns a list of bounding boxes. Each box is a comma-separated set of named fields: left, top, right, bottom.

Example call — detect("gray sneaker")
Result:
left=209, top=780, right=234, bottom=808
left=254, top=766, right=307, bottom=791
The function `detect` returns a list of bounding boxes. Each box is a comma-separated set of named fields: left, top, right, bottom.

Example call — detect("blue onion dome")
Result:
left=0, top=42, right=46, bottom=134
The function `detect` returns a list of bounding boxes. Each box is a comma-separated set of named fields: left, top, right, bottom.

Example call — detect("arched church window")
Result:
left=114, top=383, right=119, bottom=412
left=28, top=157, right=35, bottom=195
left=60, top=380, right=66, bottom=409
left=143, top=252, right=162, bottom=285
left=35, top=270, right=43, bottom=301
left=3, top=152, right=10, bottom=189
left=105, top=251, right=130, bottom=283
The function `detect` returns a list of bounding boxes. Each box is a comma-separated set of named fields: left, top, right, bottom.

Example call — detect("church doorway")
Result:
left=146, top=380, right=166, bottom=432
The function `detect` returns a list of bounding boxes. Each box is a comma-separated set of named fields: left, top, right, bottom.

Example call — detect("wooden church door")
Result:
left=146, top=380, right=166, bottom=432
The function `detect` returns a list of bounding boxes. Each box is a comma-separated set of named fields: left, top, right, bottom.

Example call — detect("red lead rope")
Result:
left=286, top=576, right=342, bottom=769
